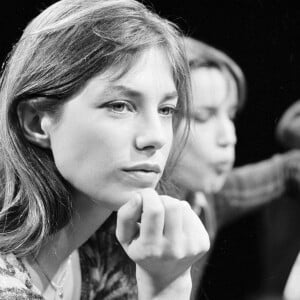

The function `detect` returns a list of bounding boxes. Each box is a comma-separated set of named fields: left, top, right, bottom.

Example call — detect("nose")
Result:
left=135, top=114, right=168, bottom=152
left=216, top=116, right=237, bottom=148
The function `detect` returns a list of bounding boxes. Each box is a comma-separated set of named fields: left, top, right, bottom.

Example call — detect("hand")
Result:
left=116, top=188, right=210, bottom=299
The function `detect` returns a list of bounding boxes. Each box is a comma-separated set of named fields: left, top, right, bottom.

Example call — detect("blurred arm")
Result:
left=213, top=150, right=300, bottom=226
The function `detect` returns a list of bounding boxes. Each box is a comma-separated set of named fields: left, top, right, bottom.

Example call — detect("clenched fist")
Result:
left=116, top=188, right=210, bottom=300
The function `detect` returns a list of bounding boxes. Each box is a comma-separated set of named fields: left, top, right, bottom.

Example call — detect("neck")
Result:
left=34, top=192, right=112, bottom=281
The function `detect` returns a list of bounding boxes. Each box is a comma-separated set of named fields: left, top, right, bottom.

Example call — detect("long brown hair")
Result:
left=0, top=0, right=191, bottom=257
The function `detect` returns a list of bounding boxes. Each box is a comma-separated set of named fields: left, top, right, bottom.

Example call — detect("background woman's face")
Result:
left=177, top=67, right=237, bottom=194
left=45, top=47, right=178, bottom=210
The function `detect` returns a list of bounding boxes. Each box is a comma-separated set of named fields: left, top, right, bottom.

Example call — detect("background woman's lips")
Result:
left=212, top=161, right=233, bottom=174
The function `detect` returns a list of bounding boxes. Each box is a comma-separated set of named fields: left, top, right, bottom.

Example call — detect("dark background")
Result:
left=1, top=1, right=300, bottom=299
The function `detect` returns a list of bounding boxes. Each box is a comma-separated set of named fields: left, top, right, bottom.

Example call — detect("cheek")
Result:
left=162, top=121, right=175, bottom=160
left=51, top=129, right=102, bottom=184
left=50, top=119, right=129, bottom=185
left=166, top=127, right=174, bottom=151
left=188, top=124, right=216, bottom=162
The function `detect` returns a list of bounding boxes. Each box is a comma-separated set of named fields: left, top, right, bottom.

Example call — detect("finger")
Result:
left=116, top=192, right=142, bottom=246
left=182, top=200, right=206, bottom=236
left=160, top=196, right=183, bottom=241
left=139, top=188, right=164, bottom=243
left=181, top=200, right=210, bottom=254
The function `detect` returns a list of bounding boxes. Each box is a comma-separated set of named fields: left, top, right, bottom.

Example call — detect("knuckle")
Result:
left=200, top=232, right=211, bottom=253
left=190, top=232, right=210, bottom=256
left=142, top=244, right=163, bottom=258
left=160, top=195, right=181, bottom=210
left=145, top=204, right=164, bottom=219
left=181, top=200, right=192, bottom=210
left=162, top=246, right=184, bottom=261
left=141, top=188, right=158, bottom=199
left=181, top=200, right=193, bottom=217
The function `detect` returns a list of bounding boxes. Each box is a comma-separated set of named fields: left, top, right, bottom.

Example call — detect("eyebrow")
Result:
left=194, top=104, right=238, bottom=112
left=103, top=84, right=178, bottom=102
left=195, top=105, right=217, bottom=111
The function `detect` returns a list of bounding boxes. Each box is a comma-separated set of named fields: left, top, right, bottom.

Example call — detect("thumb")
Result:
left=116, top=192, right=142, bottom=246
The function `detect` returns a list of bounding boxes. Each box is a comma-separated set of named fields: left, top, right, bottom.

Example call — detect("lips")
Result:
left=123, top=163, right=161, bottom=173
left=213, top=160, right=233, bottom=174
left=121, top=163, right=162, bottom=187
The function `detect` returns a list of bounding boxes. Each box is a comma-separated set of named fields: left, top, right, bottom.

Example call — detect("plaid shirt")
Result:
left=192, top=150, right=300, bottom=298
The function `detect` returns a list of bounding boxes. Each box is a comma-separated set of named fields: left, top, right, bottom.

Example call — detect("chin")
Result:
left=105, top=194, right=133, bottom=211
left=214, top=178, right=227, bottom=193
left=99, top=188, right=146, bottom=211
left=204, top=177, right=226, bottom=195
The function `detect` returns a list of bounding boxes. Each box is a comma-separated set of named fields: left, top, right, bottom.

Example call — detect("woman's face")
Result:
left=45, top=47, right=178, bottom=210
left=176, top=67, right=237, bottom=194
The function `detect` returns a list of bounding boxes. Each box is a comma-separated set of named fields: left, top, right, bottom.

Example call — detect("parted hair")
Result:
left=0, top=0, right=191, bottom=258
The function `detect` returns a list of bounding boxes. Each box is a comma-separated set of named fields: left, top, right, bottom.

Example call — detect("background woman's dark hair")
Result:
left=0, top=0, right=191, bottom=257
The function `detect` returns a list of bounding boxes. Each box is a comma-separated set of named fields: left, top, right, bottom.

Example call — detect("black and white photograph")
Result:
left=0, top=1, right=300, bottom=299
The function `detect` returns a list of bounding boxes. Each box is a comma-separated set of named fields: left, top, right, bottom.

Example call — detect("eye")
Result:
left=159, top=105, right=177, bottom=116
left=106, top=101, right=135, bottom=113
left=192, top=109, right=214, bottom=123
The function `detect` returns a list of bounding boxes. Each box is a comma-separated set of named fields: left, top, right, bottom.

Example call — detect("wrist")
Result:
left=136, top=266, right=192, bottom=300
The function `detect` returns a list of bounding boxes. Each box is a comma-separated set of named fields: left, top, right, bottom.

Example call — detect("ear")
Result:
left=17, top=101, right=52, bottom=148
